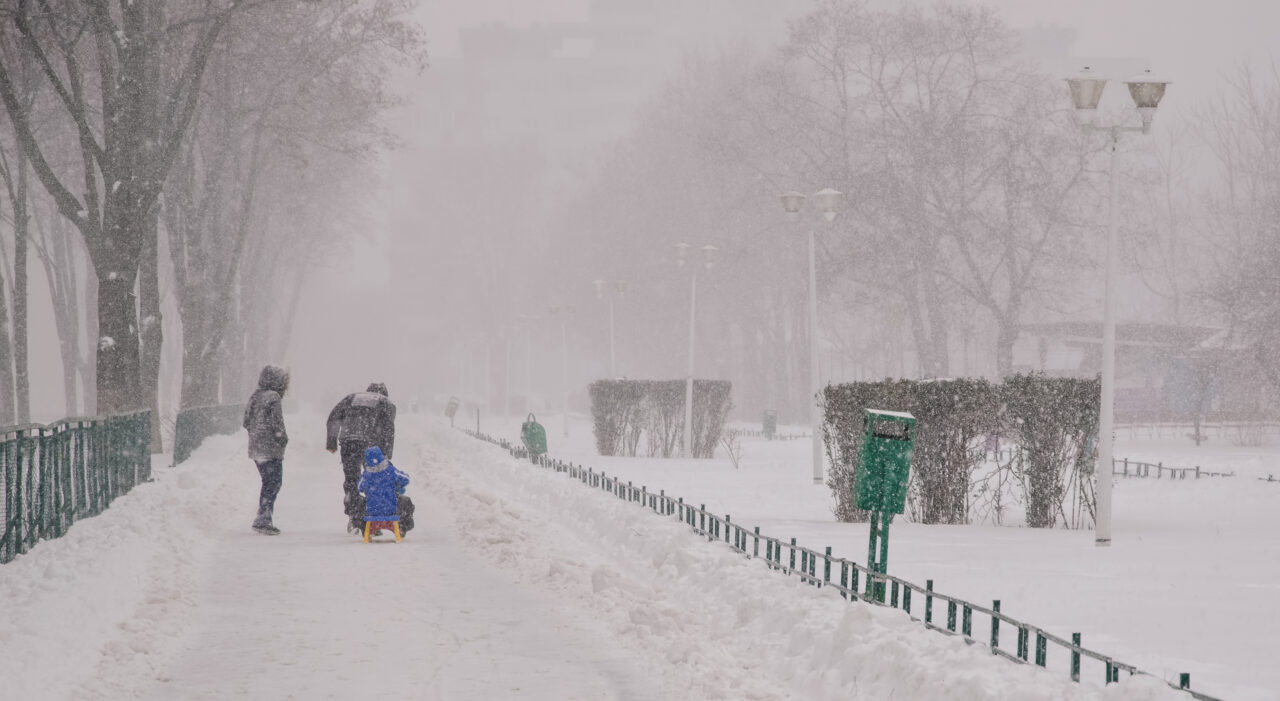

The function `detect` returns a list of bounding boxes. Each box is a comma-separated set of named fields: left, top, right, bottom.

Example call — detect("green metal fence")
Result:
left=1, top=411, right=151, bottom=565
left=173, top=404, right=245, bottom=465
left=464, top=428, right=1222, bottom=701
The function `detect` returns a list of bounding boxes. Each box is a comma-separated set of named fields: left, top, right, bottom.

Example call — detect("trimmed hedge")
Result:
left=823, top=374, right=1099, bottom=528
left=589, top=379, right=733, bottom=459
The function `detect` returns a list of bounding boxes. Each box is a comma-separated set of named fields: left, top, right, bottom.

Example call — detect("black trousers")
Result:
left=340, top=441, right=370, bottom=520
left=254, top=458, right=283, bottom=526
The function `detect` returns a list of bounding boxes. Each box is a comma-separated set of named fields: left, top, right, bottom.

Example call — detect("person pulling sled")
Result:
left=326, top=382, right=396, bottom=533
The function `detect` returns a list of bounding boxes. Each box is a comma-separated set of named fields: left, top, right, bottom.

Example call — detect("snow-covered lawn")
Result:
left=499, top=412, right=1280, bottom=701
left=0, top=410, right=1269, bottom=700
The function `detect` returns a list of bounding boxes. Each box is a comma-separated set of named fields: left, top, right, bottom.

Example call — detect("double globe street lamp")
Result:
left=779, top=187, right=843, bottom=484
left=1065, top=67, right=1171, bottom=546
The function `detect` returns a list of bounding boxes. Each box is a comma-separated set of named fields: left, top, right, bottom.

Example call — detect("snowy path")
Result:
left=137, top=429, right=660, bottom=700
left=0, top=414, right=1187, bottom=700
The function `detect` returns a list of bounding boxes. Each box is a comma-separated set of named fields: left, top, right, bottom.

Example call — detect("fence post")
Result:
left=753, top=527, right=759, bottom=558
left=925, top=579, right=934, bottom=624
left=1035, top=631, right=1047, bottom=667
left=1180, top=673, right=1190, bottom=690
left=990, top=600, right=1000, bottom=653
left=947, top=601, right=957, bottom=632
left=840, top=562, right=848, bottom=600
left=789, top=537, right=797, bottom=574
left=824, top=546, right=832, bottom=588
left=1071, top=632, right=1081, bottom=682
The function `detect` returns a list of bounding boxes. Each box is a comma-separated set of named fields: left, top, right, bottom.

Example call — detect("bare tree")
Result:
left=165, top=0, right=423, bottom=406
left=1199, top=62, right=1280, bottom=393
left=0, top=0, right=247, bottom=415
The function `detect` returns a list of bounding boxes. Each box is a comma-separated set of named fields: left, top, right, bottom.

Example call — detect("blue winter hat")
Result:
left=363, top=446, right=385, bottom=467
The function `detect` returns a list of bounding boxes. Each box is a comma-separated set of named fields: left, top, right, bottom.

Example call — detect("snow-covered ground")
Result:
left=0, top=411, right=1270, bottom=700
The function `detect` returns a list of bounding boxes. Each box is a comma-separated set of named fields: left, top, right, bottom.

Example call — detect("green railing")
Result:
left=173, top=404, right=245, bottom=465
left=464, top=428, right=1222, bottom=701
left=1, top=411, right=151, bottom=564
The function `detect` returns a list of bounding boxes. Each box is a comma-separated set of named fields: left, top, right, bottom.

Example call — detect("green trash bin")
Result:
left=763, top=409, right=777, bottom=440
left=521, top=413, right=547, bottom=462
left=856, top=408, right=916, bottom=602
left=855, top=409, right=916, bottom=515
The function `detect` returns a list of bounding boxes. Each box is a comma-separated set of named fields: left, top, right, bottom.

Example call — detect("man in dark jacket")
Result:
left=326, top=382, right=396, bottom=532
left=243, top=365, right=290, bottom=535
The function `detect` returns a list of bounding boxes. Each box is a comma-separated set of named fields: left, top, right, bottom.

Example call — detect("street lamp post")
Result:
left=503, top=325, right=511, bottom=419
left=548, top=305, right=576, bottom=438
left=780, top=188, right=843, bottom=484
left=1065, top=67, right=1171, bottom=547
left=675, top=243, right=717, bottom=458
left=593, top=279, right=629, bottom=377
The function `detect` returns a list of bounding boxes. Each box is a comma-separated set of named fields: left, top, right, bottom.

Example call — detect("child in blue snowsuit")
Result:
left=357, top=446, right=413, bottom=535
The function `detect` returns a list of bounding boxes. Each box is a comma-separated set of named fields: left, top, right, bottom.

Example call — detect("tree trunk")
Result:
left=177, top=282, right=223, bottom=409
left=0, top=267, right=15, bottom=425
left=995, top=317, right=1017, bottom=378
left=95, top=270, right=143, bottom=415
left=55, top=222, right=82, bottom=414
left=13, top=154, right=28, bottom=422
left=82, top=262, right=98, bottom=415
left=139, top=206, right=164, bottom=451
left=180, top=331, right=222, bottom=408
left=32, top=208, right=84, bottom=416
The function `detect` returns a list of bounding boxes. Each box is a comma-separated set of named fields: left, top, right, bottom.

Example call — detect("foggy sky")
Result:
left=23, top=0, right=1280, bottom=421
left=266, top=0, right=1280, bottom=416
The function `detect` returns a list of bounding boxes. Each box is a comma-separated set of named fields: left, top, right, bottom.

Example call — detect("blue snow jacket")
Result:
left=357, top=446, right=409, bottom=520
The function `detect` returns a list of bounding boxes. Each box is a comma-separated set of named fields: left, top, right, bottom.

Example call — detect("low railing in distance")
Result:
left=462, top=428, right=1222, bottom=701
left=173, top=404, right=245, bottom=465
left=975, top=448, right=1239, bottom=482
left=1, top=411, right=151, bottom=564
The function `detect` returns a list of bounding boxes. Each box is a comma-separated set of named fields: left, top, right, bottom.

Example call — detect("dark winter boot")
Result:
left=398, top=495, right=415, bottom=535
left=252, top=505, right=278, bottom=535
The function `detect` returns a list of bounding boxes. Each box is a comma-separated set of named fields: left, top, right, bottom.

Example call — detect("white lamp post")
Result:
left=780, top=187, right=843, bottom=484
left=594, top=279, right=629, bottom=377
left=675, top=243, right=718, bottom=458
left=516, top=313, right=538, bottom=415
left=548, top=305, right=576, bottom=438
left=502, top=325, right=511, bottom=419
left=1065, top=67, right=1171, bottom=547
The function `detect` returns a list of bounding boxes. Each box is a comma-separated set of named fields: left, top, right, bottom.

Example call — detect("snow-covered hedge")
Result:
left=589, top=379, right=732, bottom=459
left=822, top=374, right=1099, bottom=528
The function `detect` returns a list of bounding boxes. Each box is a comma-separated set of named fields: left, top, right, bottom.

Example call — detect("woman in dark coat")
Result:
left=243, top=365, right=290, bottom=535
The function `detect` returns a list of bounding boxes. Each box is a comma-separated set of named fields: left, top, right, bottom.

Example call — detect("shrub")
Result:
left=589, top=378, right=733, bottom=459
